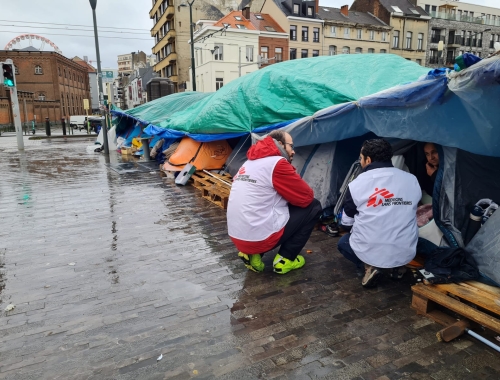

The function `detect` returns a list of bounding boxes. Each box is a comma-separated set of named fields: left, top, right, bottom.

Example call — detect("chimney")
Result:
left=341, top=5, right=349, bottom=17
left=315, top=0, right=319, bottom=14
left=83, top=55, right=88, bottom=62
left=242, top=6, right=251, bottom=20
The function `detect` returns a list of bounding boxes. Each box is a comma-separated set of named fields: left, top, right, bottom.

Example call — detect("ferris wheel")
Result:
left=4, top=34, right=62, bottom=54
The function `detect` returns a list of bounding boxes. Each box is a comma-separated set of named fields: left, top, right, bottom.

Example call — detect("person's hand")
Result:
left=426, top=162, right=437, bottom=177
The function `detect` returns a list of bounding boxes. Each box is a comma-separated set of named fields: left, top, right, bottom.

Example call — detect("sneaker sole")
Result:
left=362, top=270, right=382, bottom=288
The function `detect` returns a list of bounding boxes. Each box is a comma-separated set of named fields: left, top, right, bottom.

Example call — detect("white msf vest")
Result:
left=227, top=156, right=289, bottom=241
left=348, top=167, right=422, bottom=268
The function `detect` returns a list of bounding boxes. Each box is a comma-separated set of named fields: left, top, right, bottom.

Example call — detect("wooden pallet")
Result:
left=411, top=281, right=500, bottom=333
left=190, top=171, right=232, bottom=209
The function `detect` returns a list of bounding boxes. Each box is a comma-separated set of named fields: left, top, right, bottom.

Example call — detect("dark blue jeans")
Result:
left=337, top=233, right=364, bottom=270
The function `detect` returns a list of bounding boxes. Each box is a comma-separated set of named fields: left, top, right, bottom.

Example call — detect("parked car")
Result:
left=87, top=116, right=104, bottom=134
left=69, top=115, right=87, bottom=131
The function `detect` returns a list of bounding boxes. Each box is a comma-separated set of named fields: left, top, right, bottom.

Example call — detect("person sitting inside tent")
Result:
left=227, top=130, right=322, bottom=274
left=418, top=142, right=440, bottom=203
left=338, top=139, right=422, bottom=287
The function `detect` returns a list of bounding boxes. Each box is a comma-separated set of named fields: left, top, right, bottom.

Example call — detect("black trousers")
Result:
left=271, top=198, right=323, bottom=260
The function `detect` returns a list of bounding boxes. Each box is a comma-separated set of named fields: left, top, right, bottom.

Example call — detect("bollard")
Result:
left=61, top=118, right=67, bottom=136
left=45, top=117, right=51, bottom=137
left=141, top=137, right=151, bottom=161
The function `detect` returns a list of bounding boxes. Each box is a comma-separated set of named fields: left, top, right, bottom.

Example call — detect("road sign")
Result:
left=101, top=70, right=115, bottom=83
left=83, top=99, right=89, bottom=110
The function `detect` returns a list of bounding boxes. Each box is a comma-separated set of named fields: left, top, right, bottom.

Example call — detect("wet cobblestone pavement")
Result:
left=0, top=136, right=499, bottom=380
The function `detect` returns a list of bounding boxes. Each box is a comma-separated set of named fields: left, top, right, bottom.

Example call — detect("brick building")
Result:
left=0, top=50, right=91, bottom=126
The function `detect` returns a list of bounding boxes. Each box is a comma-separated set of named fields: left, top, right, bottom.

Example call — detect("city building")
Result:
left=73, top=56, right=99, bottom=113
left=0, top=50, right=91, bottom=125
left=187, top=7, right=288, bottom=92
left=350, top=0, right=430, bottom=65
left=318, top=5, right=392, bottom=56
left=261, top=0, right=324, bottom=59
left=416, top=0, right=500, bottom=67
left=150, top=0, right=236, bottom=92
left=117, top=51, right=147, bottom=76
left=123, top=65, right=157, bottom=109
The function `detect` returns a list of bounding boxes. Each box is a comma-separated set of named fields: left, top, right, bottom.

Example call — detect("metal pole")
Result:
left=23, top=97, right=28, bottom=134
left=239, top=46, right=241, bottom=77
left=189, top=1, right=196, bottom=91
left=90, top=1, right=110, bottom=155
left=9, top=87, right=24, bottom=150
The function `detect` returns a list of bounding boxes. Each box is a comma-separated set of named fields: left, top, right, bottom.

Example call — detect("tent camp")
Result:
left=225, top=55, right=500, bottom=286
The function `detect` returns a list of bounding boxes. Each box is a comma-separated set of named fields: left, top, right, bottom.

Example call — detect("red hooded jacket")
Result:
left=230, top=136, right=314, bottom=254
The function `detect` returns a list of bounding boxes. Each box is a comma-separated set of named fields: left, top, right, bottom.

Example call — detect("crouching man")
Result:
left=338, top=139, right=421, bottom=287
left=227, top=130, right=322, bottom=274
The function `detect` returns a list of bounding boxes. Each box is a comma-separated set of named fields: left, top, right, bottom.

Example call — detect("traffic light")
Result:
left=1, top=62, right=16, bottom=87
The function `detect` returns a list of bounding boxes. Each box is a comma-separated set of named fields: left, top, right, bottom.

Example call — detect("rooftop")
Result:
left=318, top=7, right=389, bottom=26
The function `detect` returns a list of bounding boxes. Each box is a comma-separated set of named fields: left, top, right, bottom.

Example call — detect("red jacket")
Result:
left=230, top=136, right=314, bottom=254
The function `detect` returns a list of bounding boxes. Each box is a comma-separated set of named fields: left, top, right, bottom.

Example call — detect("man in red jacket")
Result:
left=227, top=130, right=322, bottom=274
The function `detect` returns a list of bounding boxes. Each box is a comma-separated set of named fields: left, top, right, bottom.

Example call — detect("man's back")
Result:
left=349, top=167, right=422, bottom=268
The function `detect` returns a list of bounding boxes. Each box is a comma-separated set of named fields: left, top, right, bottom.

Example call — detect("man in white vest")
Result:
left=227, top=130, right=322, bottom=274
left=339, top=139, right=421, bottom=287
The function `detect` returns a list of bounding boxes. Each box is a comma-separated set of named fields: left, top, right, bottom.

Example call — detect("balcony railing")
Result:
left=429, top=11, right=500, bottom=26
left=453, top=36, right=464, bottom=45
left=429, top=57, right=439, bottom=64
left=431, top=35, right=445, bottom=43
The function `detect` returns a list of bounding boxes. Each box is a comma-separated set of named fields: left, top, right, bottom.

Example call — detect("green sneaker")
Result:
left=273, top=254, right=305, bottom=274
left=238, top=252, right=265, bottom=272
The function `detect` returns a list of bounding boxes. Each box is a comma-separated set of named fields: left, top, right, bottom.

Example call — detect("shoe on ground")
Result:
left=238, top=252, right=264, bottom=273
left=273, top=254, right=305, bottom=274
left=389, top=266, right=407, bottom=280
left=362, top=264, right=382, bottom=288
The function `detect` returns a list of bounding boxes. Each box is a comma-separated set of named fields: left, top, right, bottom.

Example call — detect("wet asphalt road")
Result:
left=0, top=134, right=499, bottom=380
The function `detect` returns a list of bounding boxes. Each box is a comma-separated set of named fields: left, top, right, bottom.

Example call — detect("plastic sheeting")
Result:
left=284, top=56, right=500, bottom=158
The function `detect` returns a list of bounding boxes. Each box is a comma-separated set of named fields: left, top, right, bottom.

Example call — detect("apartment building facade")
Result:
left=261, top=0, right=324, bottom=59
left=318, top=5, right=391, bottom=56
left=416, top=0, right=500, bottom=67
left=350, top=0, right=430, bottom=65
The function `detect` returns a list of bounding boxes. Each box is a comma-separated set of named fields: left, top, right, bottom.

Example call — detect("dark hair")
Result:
left=361, top=139, right=393, bottom=163
left=268, top=130, right=286, bottom=145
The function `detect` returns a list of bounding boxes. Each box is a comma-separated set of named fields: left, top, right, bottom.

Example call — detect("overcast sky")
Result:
left=0, top=0, right=497, bottom=69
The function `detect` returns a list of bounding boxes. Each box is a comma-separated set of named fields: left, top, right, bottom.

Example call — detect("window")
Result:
left=308, top=6, right=313, bottom=16
left=356, top=29, right=362, bottom=39
left=344, top=27, right=350, bottom=38
left=275, top=47, right=283, bottom=62
left=329, top=45, right=337, bottom=55
left=255, top=14, right=264, bottom=20
left=418, top=33, right=424, bottom=50
left=380, top=49, right=387, bottom=53
left=368, top=48, right=374, bottom=53
left=312, top=50, right=319, bottom=57
left=381, top=31, right=387, bottom=42
left=301, top=49, right=308, bottom=58
left=393, top=30, right=400, bottom=48
left=416, top=59, right=422, bottom=65
left=425, top=4, right=430, bottom=13
left=215, top=77, right=224, bottom=90
left=265, top=26, right=276, bottom=32
left=35, top=65, right=43, bottom=75
left=234, top=16, right=242, bottom=21
left=246, top=45, right=254, bottom=62
left=15, top=66, right=19, bottom=75
left=214, top=44, right=223, bottom=60
left=313, top=27, right=320, bottom=43
left=38, top=93, right=46, bottom=101
left=290, top=48, right=297, bottom=60
left=58, top=67, right=61, bottom=76
left=290, top=25, right=297, bottom=41
left=236, top=24, right=247, bottom=29
left=302, top=26, right=309, bottom=42
left=342, top=46, right=350, bottom=54
left=355, top=47, right=362, bottom=54
left=406, top=31, right=412, bottom=49
left=261, top=46, right=268, bottom=59
left=330, top=26, right=336, bottom=37
left=166, top=65, right=173, bottom=77
left=293, top=3, right=299, bottom=14
left=223, top=23, right=230, bottom=28
left=369, top=30, right=375, bottom=40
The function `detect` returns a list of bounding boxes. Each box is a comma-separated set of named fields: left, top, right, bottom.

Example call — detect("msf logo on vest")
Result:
left=234, top=167, right=257, bottom=184
left=367, top=188, right=394, bottom=208
left=367, top=188, right=413, bottom=207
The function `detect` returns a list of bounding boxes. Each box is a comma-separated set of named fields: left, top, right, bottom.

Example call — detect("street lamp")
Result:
left=89, top=0, right=109, bottom=155
left=180, top=0, right=196, bottom=91
left=470, top=28, right=491, bottom=52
